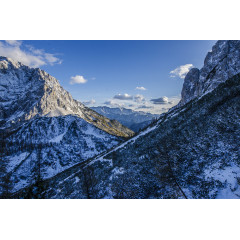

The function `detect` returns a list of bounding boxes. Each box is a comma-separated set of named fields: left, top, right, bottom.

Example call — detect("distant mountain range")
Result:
left=1, top=41, right=240, bottom=199
left=91, top=106, right=160, bottom=132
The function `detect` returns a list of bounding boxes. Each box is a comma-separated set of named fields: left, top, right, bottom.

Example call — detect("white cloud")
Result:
left=104, top=100, right=113, bottom=105
left=5, top=40, right=22, bottom=47
left=101, top=95, right=181, bottom=114
left=44, top=53, right=61, bottom=65
left=170, top=64, right=194, bottom=79
left=70, top=75, right=87, bottom=84
left=137, top=105, right=153, bottom=109
left=104, top=100, right=125, bottom=108
left=132, top=96, right=181, bottom=114
left=82, top=99, right=96, bottom=105
left=113, top=93, right=133, bottom=100
left=0, top=40, right=62, bottom=67
left=134, top=94, right=145, bottom=103
left=135, top=86, right=147, bottom=91
left=150, top=96, right=170, bottom=105
left=128, top=104, right=135, bottom=107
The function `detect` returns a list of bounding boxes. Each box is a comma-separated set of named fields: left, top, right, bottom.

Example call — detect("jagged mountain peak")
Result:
left=180, top=67, right=200, bottom=105
left=0, top=57, right=134, bottom=137
left=0, top=56, right=58, bottom=89
left=0, top=56, right=24, bottom=69
left=179, top=40, right=240, bottom=106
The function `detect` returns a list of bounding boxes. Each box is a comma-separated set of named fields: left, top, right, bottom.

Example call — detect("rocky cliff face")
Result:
left=180, top=68, right=200, bottom=105
left=179, top=40, right=240, bottom=105
left=0, top=56, right=134, bottom=138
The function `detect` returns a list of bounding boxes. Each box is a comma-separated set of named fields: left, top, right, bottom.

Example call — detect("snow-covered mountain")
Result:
left=2, top=115, right=121, bottom=194
left=10, top=40, right=240, bottom=199
left=0, top=56, right=134, bottom=137
left=0, top=57, right=134, bottom=197
left=91, top=106, right=160, bottom=132
left=179, top=40, right=240, bottom=106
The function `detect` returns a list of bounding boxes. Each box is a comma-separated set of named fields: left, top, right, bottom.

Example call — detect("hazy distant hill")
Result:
left=91, top=106, right=160, bottom=132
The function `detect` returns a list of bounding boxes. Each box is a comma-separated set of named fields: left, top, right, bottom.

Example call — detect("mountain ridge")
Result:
left=0, top=56, right=134, bottom=138
left=0, top=56, right=134, bottom=196
left=179, top=40, right=240, bottom=106
left=91, top=106, right=160, bottom=132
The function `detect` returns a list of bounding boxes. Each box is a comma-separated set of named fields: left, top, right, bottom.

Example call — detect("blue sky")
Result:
left=0, top=40, right=216, bottom=113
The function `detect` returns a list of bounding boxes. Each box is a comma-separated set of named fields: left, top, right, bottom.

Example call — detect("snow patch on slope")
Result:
left=205, top=163, right=240, bottom=199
